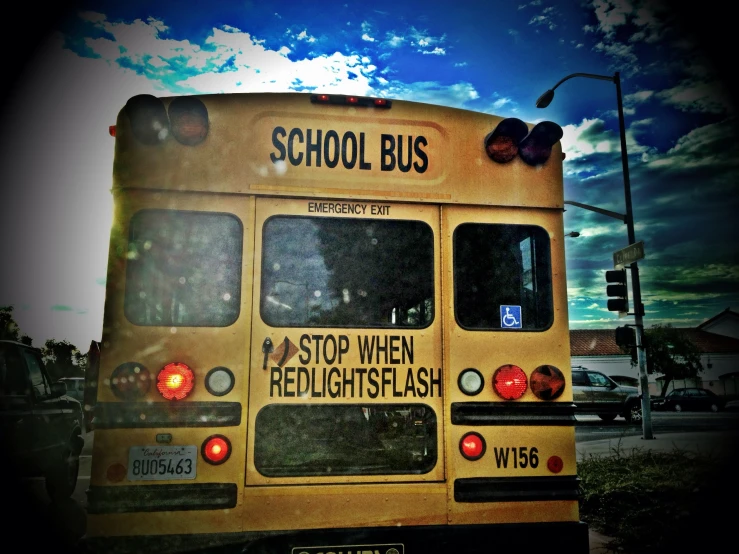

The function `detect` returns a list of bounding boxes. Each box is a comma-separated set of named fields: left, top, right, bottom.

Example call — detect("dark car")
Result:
left=572, top=367, right=643, bottom=423
left=659, top=388, right=724, bottom=412
left=58, top=376, right=85, bottom=404
left=0, top=340, right=85, bottom=499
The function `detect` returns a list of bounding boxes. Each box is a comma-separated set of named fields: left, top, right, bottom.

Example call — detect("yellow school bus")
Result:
left=85, top=91, right=589, bottom=553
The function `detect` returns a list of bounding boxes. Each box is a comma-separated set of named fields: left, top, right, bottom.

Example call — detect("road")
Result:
left=575, top=410, right=739, bottom=442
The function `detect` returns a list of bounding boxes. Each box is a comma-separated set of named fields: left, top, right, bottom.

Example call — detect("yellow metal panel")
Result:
left=113, top=93, right=563, bottom=208
left=243, top=484, right=447, bottom=531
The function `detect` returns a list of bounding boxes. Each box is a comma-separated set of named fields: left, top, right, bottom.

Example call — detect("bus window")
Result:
left=260, top=216, right=434, bottom=328
left=254, top=403, right=437, bottom=476
left=124, top=210, right=243, bottom=327
left=453, top=223, right=553, bottom=330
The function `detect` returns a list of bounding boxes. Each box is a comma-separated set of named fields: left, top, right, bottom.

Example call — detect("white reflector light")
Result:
left=458, top=368, right=484, bottom=396
left=205, top=366, right=235, bottom=396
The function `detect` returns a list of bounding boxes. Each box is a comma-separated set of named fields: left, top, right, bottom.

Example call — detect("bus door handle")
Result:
left=261, top=337, right=274, bottom=370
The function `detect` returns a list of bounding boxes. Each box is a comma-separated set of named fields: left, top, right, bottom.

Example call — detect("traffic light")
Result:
left=483, top=118, right=563, bottom=165
left=605, top=269, right=629, bottom=314
left=615, top=326, right=635, bottom=347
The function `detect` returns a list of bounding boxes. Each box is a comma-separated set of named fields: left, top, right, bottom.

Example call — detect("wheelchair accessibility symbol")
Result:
left=500, top=305, right=522, bottom=329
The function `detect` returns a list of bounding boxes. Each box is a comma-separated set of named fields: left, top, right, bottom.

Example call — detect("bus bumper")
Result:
left=81, top=521, right=590, bottom=554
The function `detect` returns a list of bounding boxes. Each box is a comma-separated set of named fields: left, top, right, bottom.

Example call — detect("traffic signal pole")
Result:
left=538, top=71, right=654, bottom=440
left=615, top=72, right=653, bottom=440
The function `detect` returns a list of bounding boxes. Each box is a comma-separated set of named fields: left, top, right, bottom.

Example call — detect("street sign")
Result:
left=613, top=241, right=645, bottom=269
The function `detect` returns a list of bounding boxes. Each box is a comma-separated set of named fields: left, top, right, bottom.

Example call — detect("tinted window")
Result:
left=254, top=404, right=437, bottom=476
left=23, top=351, right=49, bottom=397
left=588, top=372, right=612, bottom=387
left=261, top=217, right=434, bottom=328
left=454, top=223, right=552, bottom=330
left=572, top=371, right=589, bottom=386
left=125, top=210, right=243, bottom=327
left=0, top=345, right=28, bottom=395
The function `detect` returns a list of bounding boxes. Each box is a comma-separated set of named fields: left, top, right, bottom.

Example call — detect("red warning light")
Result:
left=374, top=98, right=387, bottom=106
left=347, top=96, right=359, bottom=104
left=109, top=125, right=116, bottom=137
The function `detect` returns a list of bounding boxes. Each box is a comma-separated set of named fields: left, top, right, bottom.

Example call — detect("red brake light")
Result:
left=493, top=364, right=528, bottom=400
left=202, top=435, right=231, bottom=465
left=460, top=432, right=486, bottom=461
left=157, top=362, right=195, bottom=400
left=109, top=125, right=116, bottom=137
left=530, top=365, right=566, bottom=400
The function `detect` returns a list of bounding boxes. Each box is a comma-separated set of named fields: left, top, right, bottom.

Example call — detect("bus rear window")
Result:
left=261, top=217, right=434, bottom=328
left=254, top=404, right=437, bottom=477
left=124, top=210, right=243, bottom=327
left=454, top=223, right=553, bottom=330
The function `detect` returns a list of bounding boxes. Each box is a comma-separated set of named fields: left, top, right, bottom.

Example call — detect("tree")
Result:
left=42, top=339, right=84, bottom=382
left=0, top=305, right=32, bottom=345
left=624, top=324, right=704, bottom=397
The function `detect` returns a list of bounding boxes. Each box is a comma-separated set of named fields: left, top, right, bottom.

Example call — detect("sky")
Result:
left=0, top=0, right=737, bottom=350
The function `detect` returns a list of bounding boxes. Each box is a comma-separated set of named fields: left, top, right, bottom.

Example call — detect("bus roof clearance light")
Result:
left=202, top=435, right=231, bottom=465
left=530, top=365, right=566, bottom=401
left=157, top=362, right=195, bottom=400
left=493, top=364, right=528, bottom=400
left=168, top=96, right=209, bottom=146
left=460, top=432, right=486, bottom=461
left=484, top=118, right=529, bottom=163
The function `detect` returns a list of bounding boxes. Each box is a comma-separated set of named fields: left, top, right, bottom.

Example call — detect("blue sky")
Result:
left=1, top=0, right=737, bottom=349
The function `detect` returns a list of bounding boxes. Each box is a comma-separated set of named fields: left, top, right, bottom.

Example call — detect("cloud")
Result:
left=528, top=6, right=558, bottom=31
left=656, top=80, right=734, bottom=115
left=383, top=81, right=479, bottom=109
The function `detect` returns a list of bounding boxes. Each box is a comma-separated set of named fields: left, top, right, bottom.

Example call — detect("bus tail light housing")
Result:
left=202, top=435, right=231, bottom=465
left=493, top=364, right=527, bottom=400
left=110, top=362, right=151, bottom=400
left=460, top=432, right=486, bottom=461
left=547, top=455, right=564, bottom=473
left=157, top=362, right=195, bottom=400
left=458, top=368, right=484, bottom=396
left=530, top=365, right=566, bottom=400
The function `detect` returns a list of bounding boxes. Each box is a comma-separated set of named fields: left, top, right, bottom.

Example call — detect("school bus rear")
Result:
left=85, top=92, right=589, bottom=553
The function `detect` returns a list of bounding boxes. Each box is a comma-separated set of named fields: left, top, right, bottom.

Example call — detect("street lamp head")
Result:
left=536, top=89, right=554, bottom=108
left=565, top=231, right=580, bottom=238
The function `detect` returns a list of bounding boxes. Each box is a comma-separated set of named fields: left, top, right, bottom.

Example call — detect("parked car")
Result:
left=58, top=376, right=85, bottom=404
left=657, top=388, right=724, bottom=412
left=571, top=367, right=643, bottom=423
left=0, top=340, right=85, bottom=499
left=724, top=399, right=739, bottom=412
left=609, top=375, right=639, bottom=387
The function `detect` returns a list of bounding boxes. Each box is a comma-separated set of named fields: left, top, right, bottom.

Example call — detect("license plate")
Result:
left=127, top=445, right=197, bottom=480
left=292, top=545, right=403, bottom=554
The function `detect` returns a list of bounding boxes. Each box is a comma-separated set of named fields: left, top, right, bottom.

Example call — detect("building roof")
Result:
left=570, top=328, right=739, bottom=356
left=696, top=308, right=739, bottom=331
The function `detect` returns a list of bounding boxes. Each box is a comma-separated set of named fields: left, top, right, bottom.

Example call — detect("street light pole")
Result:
left=537, top=71, right=654, bottom=440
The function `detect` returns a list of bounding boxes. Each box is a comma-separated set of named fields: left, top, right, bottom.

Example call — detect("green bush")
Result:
left=578, top=446, right=737, bottom=553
